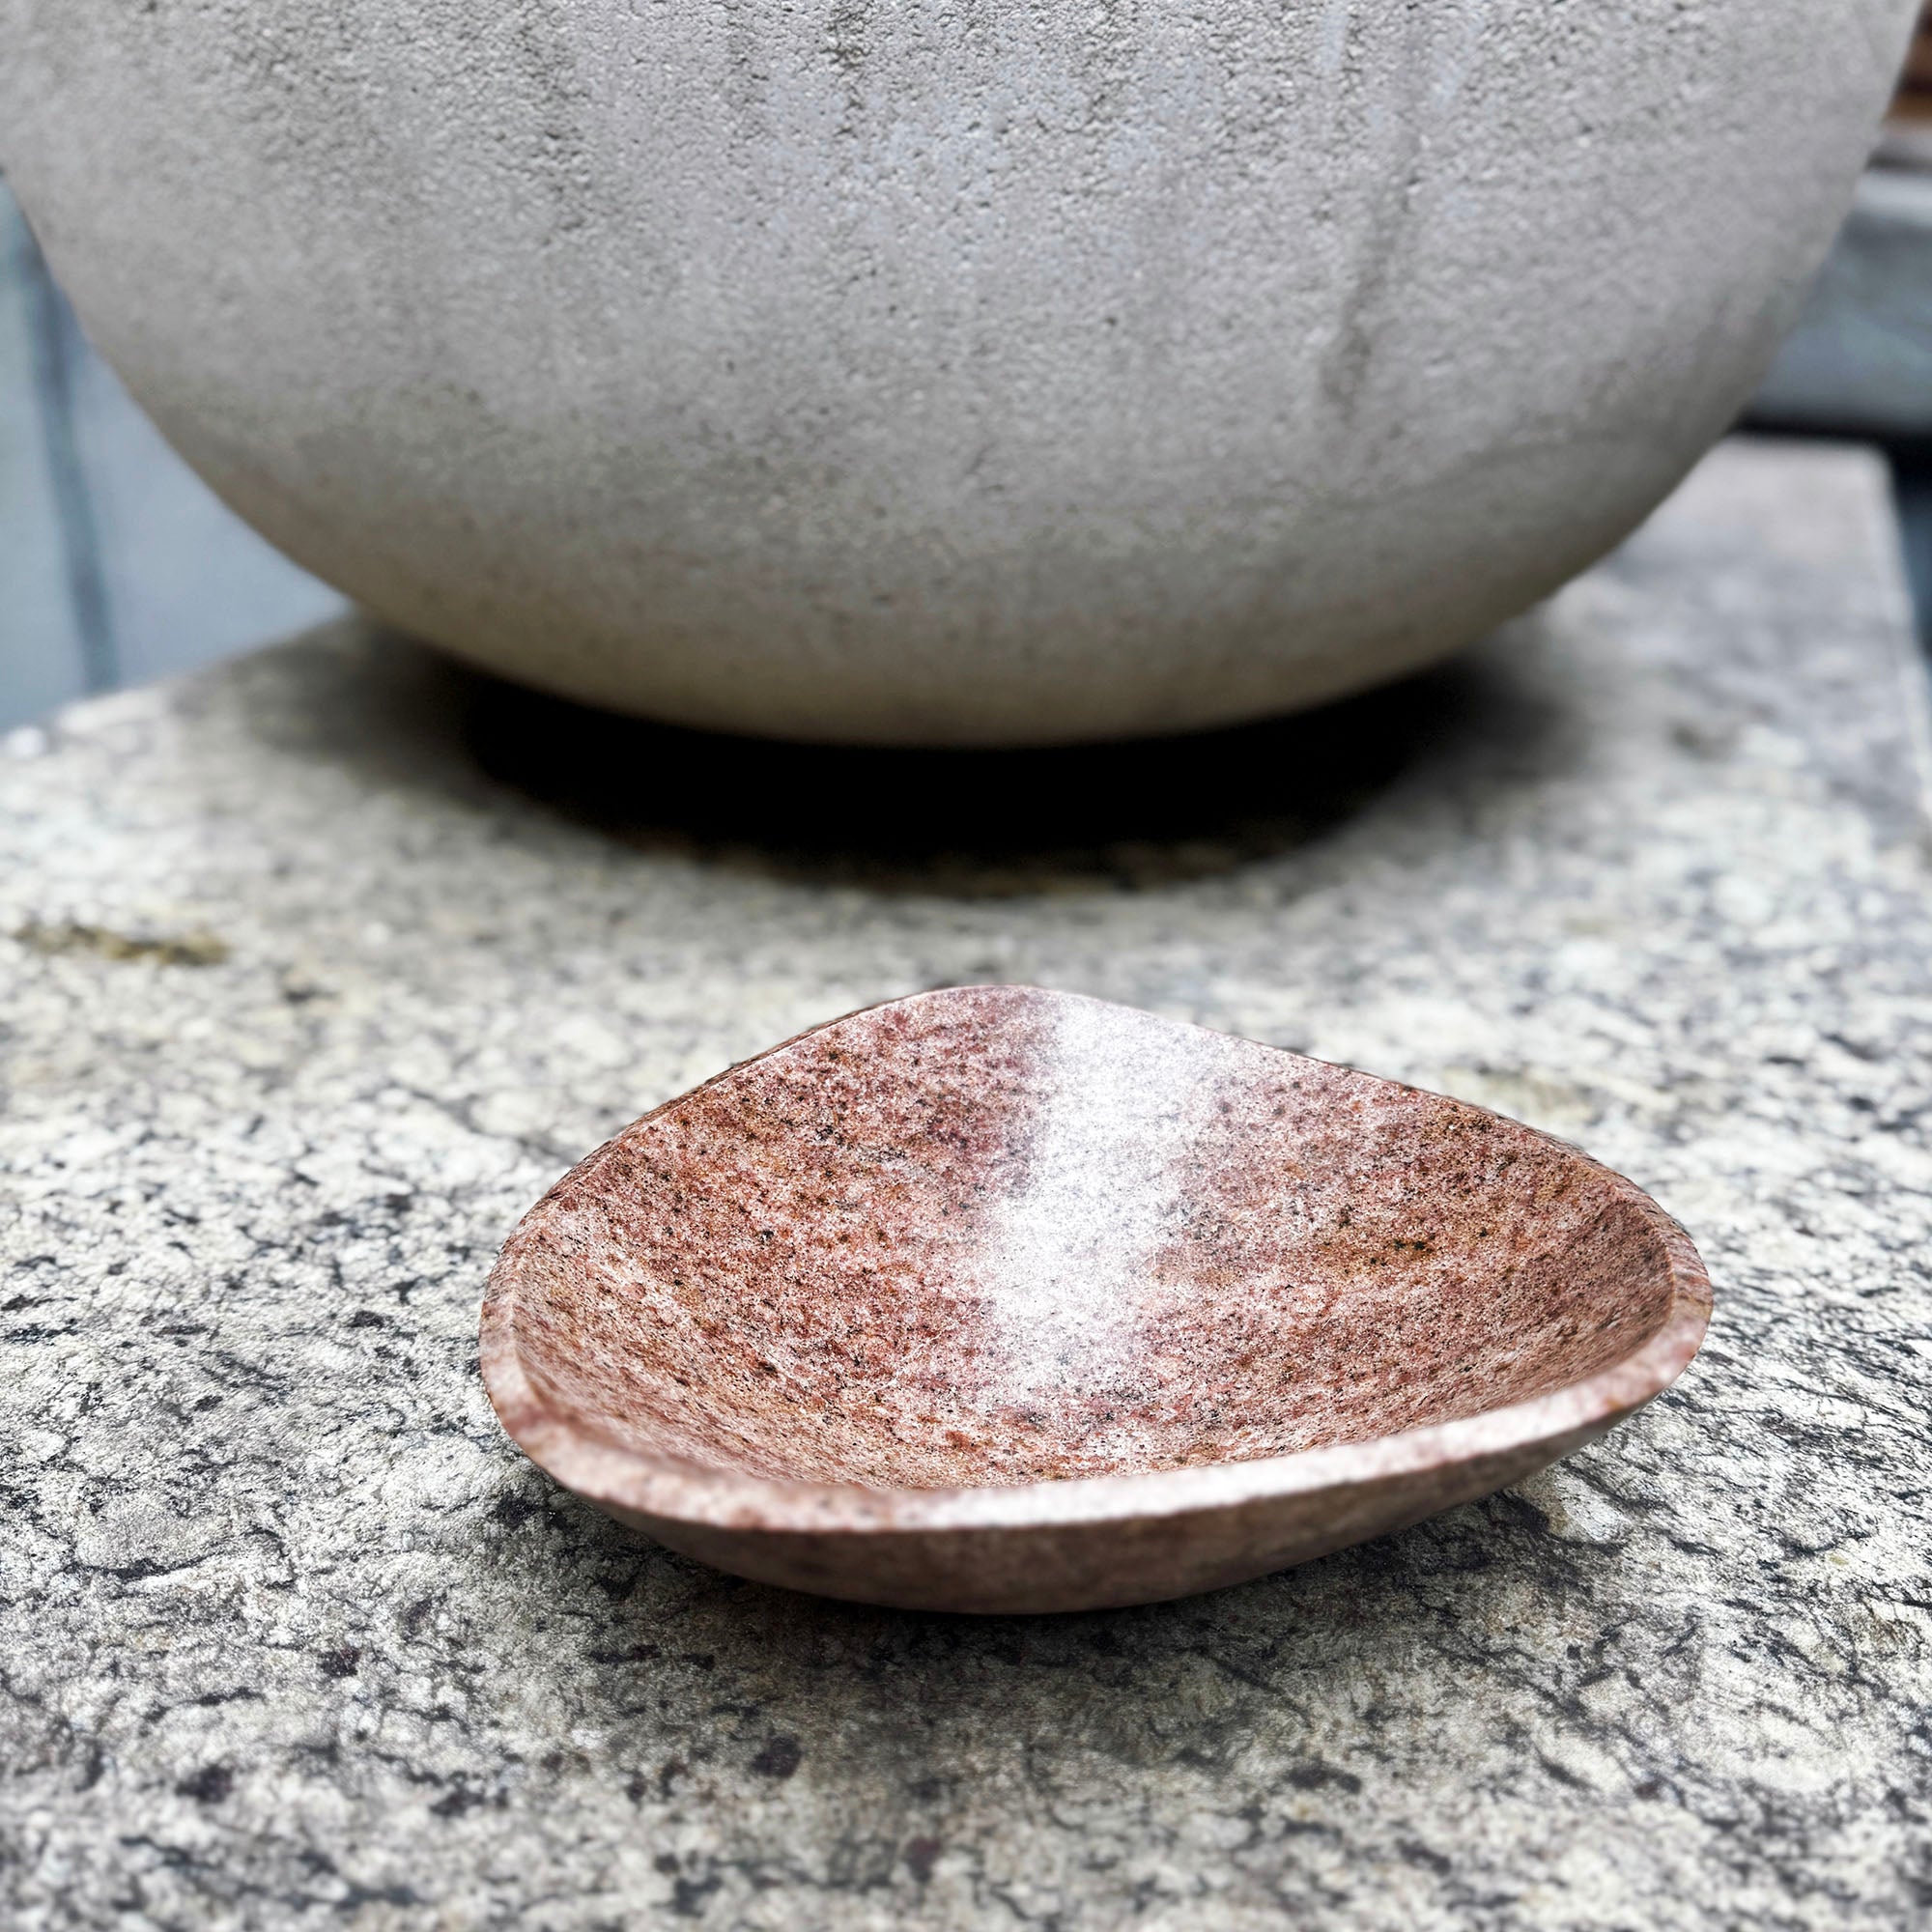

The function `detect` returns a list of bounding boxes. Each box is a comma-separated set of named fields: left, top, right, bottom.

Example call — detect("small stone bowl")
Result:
left=481, top=987, right=1709, bottom=1613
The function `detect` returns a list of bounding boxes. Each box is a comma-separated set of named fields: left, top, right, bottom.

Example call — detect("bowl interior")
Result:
left=498, top=988, right=1679, bottom=1490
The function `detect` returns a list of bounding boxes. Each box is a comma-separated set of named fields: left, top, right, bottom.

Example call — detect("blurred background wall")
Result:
left=0, top=190, right=345, bottom=731
left=5, top=13, right=1931, bottom=734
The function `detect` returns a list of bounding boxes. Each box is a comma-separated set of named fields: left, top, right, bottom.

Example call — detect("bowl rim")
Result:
left=479, top=989, right=1713, bottom=1538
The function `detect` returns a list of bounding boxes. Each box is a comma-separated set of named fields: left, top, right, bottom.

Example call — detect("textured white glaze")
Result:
left=0, top=1, right=1915, bottom=742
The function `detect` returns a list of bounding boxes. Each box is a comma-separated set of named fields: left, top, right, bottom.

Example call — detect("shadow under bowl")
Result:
left=481, top=986, right=1710, bottom=1613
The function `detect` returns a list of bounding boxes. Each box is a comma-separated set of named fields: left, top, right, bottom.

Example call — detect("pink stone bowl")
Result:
left=481, top=987, right=1710, bottom=1613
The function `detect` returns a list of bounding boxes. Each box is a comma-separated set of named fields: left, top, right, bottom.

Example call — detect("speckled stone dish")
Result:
left=481, top=988, right=1710, bottom=1612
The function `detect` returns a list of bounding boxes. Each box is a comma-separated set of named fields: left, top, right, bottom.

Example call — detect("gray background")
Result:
left=0, top=186, right=343, bottom=730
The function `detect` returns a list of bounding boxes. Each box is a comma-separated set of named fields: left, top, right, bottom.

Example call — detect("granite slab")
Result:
left=2, top=439, right=1930, bottom=1929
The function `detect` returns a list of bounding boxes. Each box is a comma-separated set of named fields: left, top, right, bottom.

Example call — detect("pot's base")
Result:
left=416, top=612, right=1476, bottom=752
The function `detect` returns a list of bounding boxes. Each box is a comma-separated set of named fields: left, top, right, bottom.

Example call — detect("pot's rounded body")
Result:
left=0, top=3, right=1915, bottom=744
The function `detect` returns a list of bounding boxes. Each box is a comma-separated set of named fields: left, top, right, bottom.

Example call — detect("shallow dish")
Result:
left=481, top=987, right=1709, bottom=1612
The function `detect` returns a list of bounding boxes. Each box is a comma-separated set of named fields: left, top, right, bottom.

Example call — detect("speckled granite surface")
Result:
left=3, top=440, right=1930, bottom=1929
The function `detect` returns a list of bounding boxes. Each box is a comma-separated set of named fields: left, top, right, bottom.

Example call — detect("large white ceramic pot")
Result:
left=1, top=3, right=1916, bottom=745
